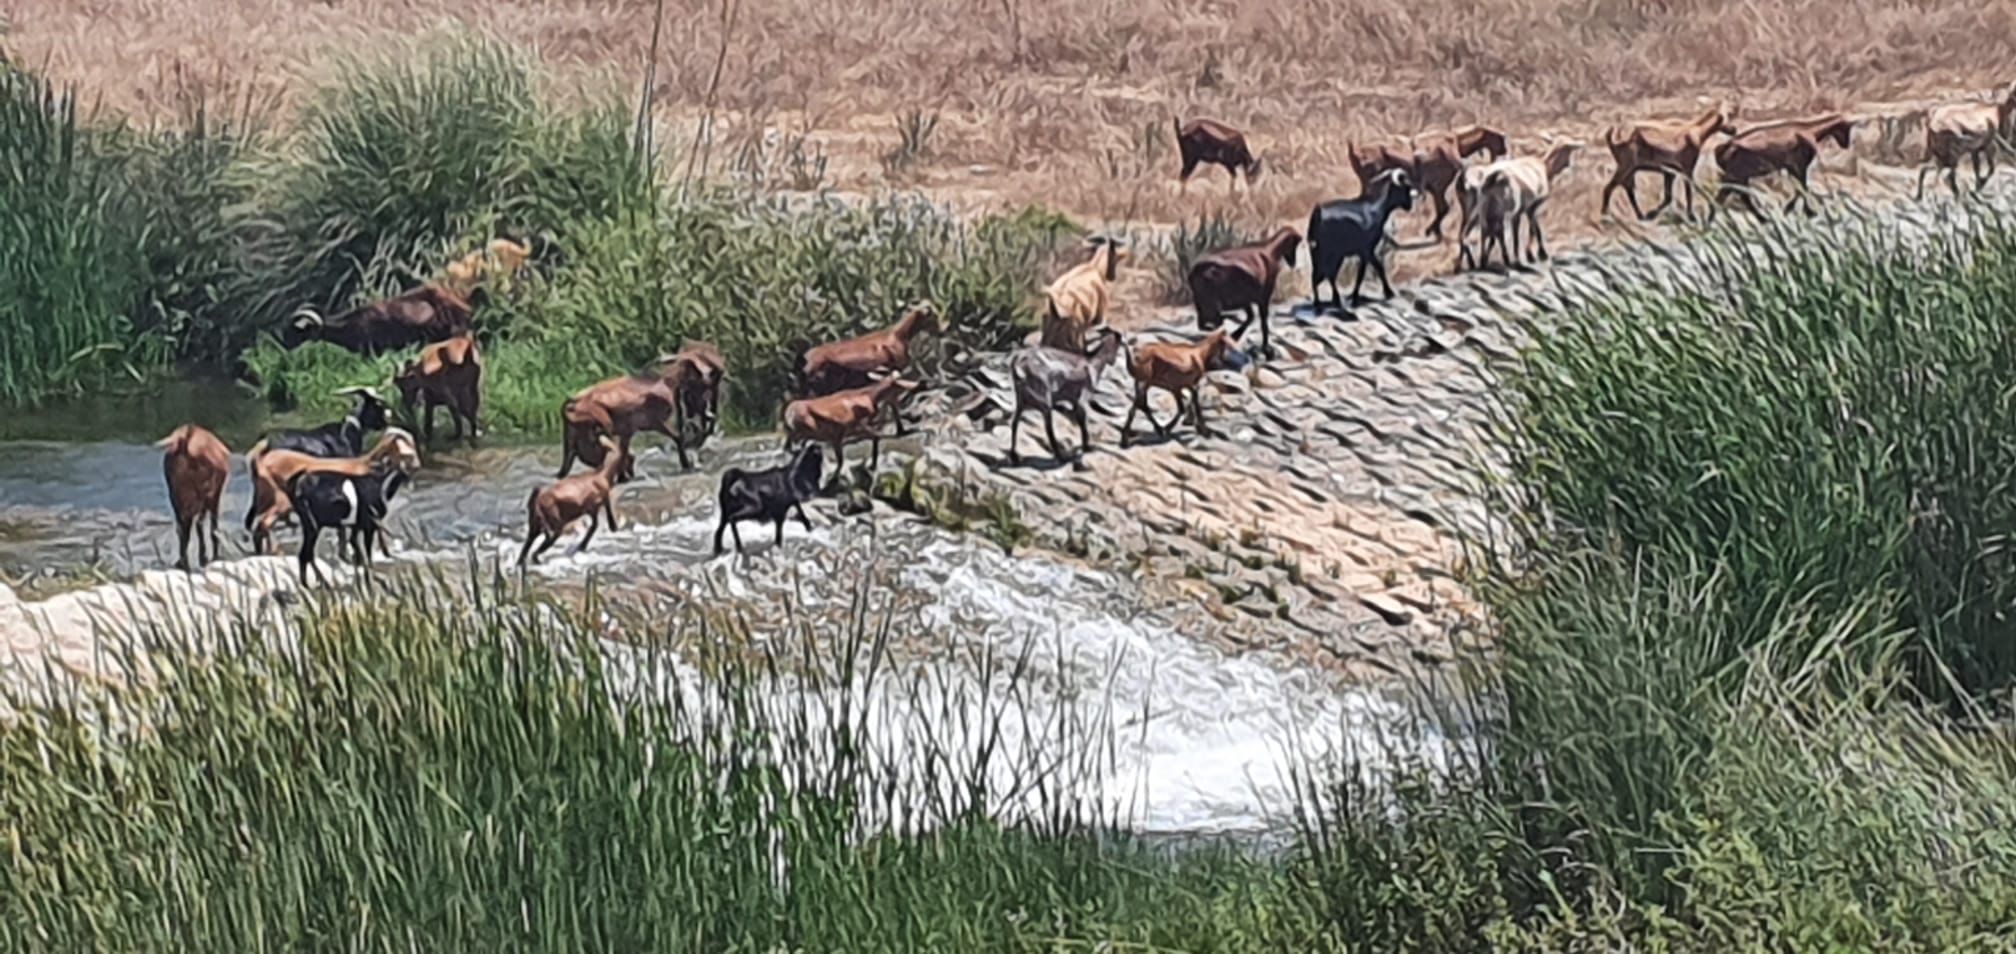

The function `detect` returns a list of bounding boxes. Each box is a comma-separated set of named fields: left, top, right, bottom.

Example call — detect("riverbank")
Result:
left=7, top=177, right=2016, bottom=948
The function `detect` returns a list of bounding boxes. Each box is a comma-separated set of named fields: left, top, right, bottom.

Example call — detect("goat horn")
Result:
left=290, top=306, right=324, bottom=328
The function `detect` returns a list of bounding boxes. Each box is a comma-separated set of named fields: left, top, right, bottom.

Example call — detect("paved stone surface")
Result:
left=889, top=183, right=2013, bottom=678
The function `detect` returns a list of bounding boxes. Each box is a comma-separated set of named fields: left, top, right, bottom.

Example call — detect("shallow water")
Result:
left=0, top=412, right=1451, bottom=835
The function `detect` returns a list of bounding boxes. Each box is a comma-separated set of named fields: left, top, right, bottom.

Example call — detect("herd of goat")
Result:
left=153, top=84, right=2016, bottom=584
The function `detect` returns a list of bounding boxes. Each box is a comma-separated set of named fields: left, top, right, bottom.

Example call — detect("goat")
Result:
left=664, top=339, right=727, bottom=443
left=289, top=460, right=416, bottom=587
left=1712, top=115, right=1855, bottom=215
left=518, top=436, right=628, bottom=566
left=714, top=444, right=826, bottom=556
left=1600, top=104, right=1739, bottom=220
left=1471, top=141, right=1584, bottom=270
left=1007, top=329, right=1125, bottom=465
left=1916, top=83, right=2016, bottom=199
left=440, top=237, right=531, bottom=294
left=254, top=387, right=393, bottom=459
left=1308, top=168, right=1417, bottom=310
left=782, top=374, right=921, bottom=474
left=799, top=301, right=941, bottom=395
left=557, top=357, right=709, bottom=480
left=798, top=301, right=940, bottom=435
left=157, top=424, right=231, bottom=571
left=1040, top=238, right=1129, bottom=355
left=1188, top=227, right=1302, bottom=359
left=393, top=334, right=483, bottom=444
left=283, top=284, right=477, bottom=355
left=1119, top=329, right=1250, bottom=445
left=1175, top=118, right=1264, bottom=192
left=1348, top=125, right=1507, bottom=240
left=247, top=428, right=422, bottom=556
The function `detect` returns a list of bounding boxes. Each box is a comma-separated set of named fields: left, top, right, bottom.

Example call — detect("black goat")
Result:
left=289, top=464, right=412, bottom=586
left=255, top=387, right=394, bottom=458
left=713, top=444, right=825, bottom=555
left=1307, top=168, right=1417, bottom=310
left=1007, top=330, right=1125, bottom=465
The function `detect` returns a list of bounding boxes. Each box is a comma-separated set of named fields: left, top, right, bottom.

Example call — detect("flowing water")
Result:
left=0, top=386, right=1452, bottom=836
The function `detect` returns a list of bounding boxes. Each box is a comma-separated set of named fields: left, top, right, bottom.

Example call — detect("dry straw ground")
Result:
left=5, top=0, right=2013, bottom=308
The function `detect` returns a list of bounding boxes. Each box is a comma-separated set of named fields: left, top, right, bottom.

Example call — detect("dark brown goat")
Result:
left=798, top=302, right=939, bottom=435
left=1713, top=114, right=1855, bottom=215
left=1188, top=227, right=1302, bottom=359
left=158, top=424, right=231, bottom=571
left=393, top=334, right=483, bottom=444
left=283, top=284, right=476, bottom=354
left=558, top=358, right=707, bottom=479
left=1347, top=125, right=1507, bottom=239
left=1175, top=118, right=1264, bottom=192
left=662, top=339, right=727, bottom=443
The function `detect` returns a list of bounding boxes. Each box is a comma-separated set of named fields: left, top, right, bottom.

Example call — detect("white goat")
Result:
left=1470, top=141, right=1583, bottom=270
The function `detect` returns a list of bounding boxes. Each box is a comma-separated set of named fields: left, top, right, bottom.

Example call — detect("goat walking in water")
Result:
left=290, top=448, right=421, bottom=587
left=1007, top=329, right=1124, bottom=466
left=158, top=424, right=231, bottom=571
left=714, top=444, right=826, bottom=555
left=519, top=437, right=629, bottom=566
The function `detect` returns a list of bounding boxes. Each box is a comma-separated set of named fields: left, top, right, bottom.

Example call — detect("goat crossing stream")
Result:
left=0, top=186, right=2004, bottom=835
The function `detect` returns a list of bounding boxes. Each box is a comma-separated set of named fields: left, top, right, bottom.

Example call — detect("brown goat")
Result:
left=782, top=375, right=923, bottom=473
left=664, top=339, right=727, bottom=441
left=1175, top=118, right=1264, bottom=192
left=1188, top=227, right=1302, bottom=359
left=558, top=358, right=707, bottom=480
left=518, top=436, right=628, bottom=566
left=798, top=302, right=940, bottom=435
left=1714, top=114, right=1855, bottom=215
left=283, top=283, right=476, bottom=354
left=393, top=334, right=484, bottom=444
left=1601, top=105, right=1740, bottom=220
left=246, top=428, right=422, bottom=555
left=1917, top=83, right=2016, bottom=199
left=440, top=237, right=531, bottom=295
left=1041, top=238, right=1130, bottom=354
left=1120, top=329, right=1248, bottom=445
left=1347, top=125, right=1508, bottom=239
left=158, top=424, right=231, bottom=571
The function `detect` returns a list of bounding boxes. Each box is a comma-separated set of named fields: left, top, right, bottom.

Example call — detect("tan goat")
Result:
left=393, top=334, right=483, bottom=444
left=1600, top=105, right=1739, bottom=220
left=158, top=424, right=231, bottom=571
left=1470, top=141, right=1584, bottom=270
left=1917, top=83, right=2016, bottom=199
left=440, top=237, right=531, bottom=294
left=1119, top=329, right=1248, bottom=445
left=782, top=375, right=922, bottom=473
left=518, top=436, right=628, bottom=565
left=1714, top=114, right=1855, bottom=215
left=1041, top=238, right=1130, bottom=355
left=1348, top=125, right=1508, bottom=240
left=246, top=428, right=422, bottom=555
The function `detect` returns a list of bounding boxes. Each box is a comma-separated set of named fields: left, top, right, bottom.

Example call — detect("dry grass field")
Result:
left=4, top=0, right=2013, bottom=307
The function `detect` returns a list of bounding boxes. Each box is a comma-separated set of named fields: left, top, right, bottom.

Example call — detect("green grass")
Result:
left=0, top=33, right=1075, bottom=432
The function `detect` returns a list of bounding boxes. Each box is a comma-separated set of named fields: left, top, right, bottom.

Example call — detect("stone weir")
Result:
left=881, top=188, right=2008, bottom=679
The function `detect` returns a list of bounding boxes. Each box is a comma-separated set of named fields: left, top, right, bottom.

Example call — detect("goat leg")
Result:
left=1623, top=173, right=1648, bottom=220
left=518, top=525, right=540, bottom=566
left=1372, top=254, right=1395, bottom=298
left=1008, top=406, right=1024, bottom=465
left=1644, top=171, right=1675, bottom=220
left=1529, top=212, right=1550, bottom=262
left=711, top=519, right=731, bottom=557
left=1041, top=407, right=1065, bottom=461
left=1120, top=388, right=1143, bottom=447
left=423, top=404, right=437, bottom=444
left=1190, top=388, right=1211, bottom=438
left=794, top=502, right=812, bottom=532
left=1425, top=188, right=1449, bottom=240
left=604, top=494, right=619, bottom=533
left=207, top=510, right=221, bottom=566
left=574, top=511, right=599, bottom=556
left=1074, top=403, right=1092, bottom=460
left=1348, top=257, right=1370, bottom=305
left=532, top=530, right=562, bottom=562
left=174, top=519, right=192, bottom=572
left=774, top=517, right=787, bottom=547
